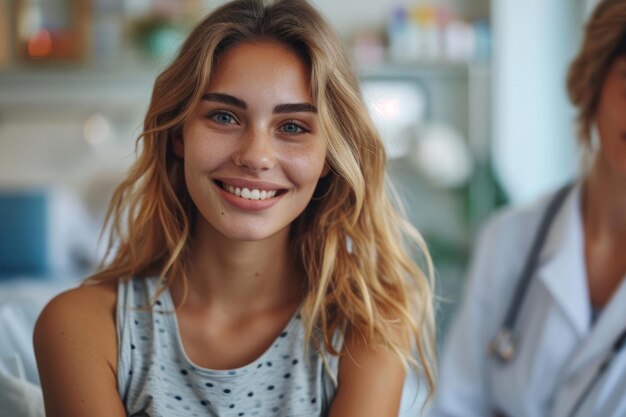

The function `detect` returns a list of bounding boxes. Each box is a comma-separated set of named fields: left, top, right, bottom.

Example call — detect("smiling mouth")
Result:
left=215, top=181, right=285, bottom=201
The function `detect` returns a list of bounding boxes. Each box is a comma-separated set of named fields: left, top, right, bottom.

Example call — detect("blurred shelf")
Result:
left=358, top=60, right=490, bottom=80
left=0, top=60, right=162, bottom=108
left=0, top=59, right=491, bottom=109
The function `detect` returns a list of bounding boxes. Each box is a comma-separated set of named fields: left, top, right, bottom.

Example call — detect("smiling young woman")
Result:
left=33, top=1, right=437, bottom=416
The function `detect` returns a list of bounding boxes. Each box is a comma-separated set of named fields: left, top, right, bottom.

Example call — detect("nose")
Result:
left=234, top=128, right=277, bottom=172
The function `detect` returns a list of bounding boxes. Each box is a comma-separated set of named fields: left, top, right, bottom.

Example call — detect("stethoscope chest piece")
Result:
left=488, top=184, right=575, bottom=366
left=489, top=328, right=516, bottom=363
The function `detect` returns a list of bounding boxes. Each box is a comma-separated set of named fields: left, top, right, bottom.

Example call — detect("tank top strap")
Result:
left=116, top=277, right=168, bottom=402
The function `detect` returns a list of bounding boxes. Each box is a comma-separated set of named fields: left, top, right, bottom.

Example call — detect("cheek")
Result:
left=285, top=146, right=327, bottom=186
left=183, top=129, right=231, bottom=171
left=599, top=103, right=625, bottom=129
left=597, top=109, right=626, bottom=153
left=596, top=84, right=626, bottom=137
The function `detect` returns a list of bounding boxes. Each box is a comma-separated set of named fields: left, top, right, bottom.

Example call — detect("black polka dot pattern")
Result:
left=118, top=277, right=345, bottom=416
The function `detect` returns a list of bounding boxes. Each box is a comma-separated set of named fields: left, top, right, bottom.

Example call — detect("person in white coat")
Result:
left=430, top=1, right=626, bottom=416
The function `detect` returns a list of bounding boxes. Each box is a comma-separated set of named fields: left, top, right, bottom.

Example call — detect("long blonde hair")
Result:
left=88, top=0, right=436, bottom=398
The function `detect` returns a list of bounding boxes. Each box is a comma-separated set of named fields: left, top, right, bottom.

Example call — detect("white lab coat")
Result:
left=430, top=184, right=626, bottom=417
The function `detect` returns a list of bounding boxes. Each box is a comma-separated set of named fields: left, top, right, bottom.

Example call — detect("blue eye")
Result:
left=280, top=122, right=308, bottom=135
left=209, top=111, right=237, bottom=125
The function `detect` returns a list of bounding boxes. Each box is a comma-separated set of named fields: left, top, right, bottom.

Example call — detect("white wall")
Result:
left=491, top=0, right=585, bottom=204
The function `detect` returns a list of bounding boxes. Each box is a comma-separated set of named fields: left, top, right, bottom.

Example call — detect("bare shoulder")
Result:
left=328, top=332, right=407, bottom=417
left=34, top=279, right=118, bottom=374
left=34, top=279, right=125, bottom=417
left=35, top=280, right=118, bottom=352
left=39, top=278, right=118, bottom=312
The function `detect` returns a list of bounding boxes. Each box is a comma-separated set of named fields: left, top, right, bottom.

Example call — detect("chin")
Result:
left=217, top=224, right=288, bottom=243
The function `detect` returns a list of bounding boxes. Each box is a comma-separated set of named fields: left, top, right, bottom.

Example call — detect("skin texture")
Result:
left=583, top=55, right=626, bottom=307
left=328, top=332, right=406, bottom=417
left=33, top=281, right=125, bottom=417
left=34, top=41, right=406, bottom=417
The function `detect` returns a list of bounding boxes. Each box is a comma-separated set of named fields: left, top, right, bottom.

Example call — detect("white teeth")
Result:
left=221, top=183, right=279, bottom=200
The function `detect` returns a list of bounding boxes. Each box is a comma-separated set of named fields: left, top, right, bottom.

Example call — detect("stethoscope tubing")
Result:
left=567, top=330, right=626, bottom=417
left=489, top=183, right=574, bottom=362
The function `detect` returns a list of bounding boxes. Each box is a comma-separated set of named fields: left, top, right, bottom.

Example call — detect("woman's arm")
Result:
left=328, top=333, right=407, bottom=417
left=33, top=282, right=126, bottom=417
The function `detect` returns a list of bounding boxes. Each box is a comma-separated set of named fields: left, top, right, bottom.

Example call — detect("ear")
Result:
left=173, top=134, right=184, bottom=158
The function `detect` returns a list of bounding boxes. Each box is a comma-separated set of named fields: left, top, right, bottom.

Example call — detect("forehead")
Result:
left=206, top=41, right=313, bottom=101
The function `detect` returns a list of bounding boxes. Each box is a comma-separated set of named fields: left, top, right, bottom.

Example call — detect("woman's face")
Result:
left=176, top=41, right=328, bottom=242
left=595, top=55, right=626, bottom=179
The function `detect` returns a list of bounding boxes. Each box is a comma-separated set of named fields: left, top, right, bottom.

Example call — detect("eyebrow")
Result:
left=273, top=103, right=317, bottom=114
left=202, top=93, right=317, bottom=114
left=202, top=93, right=246, bottom=109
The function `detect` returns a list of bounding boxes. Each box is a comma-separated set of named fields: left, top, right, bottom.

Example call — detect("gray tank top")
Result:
left=116, top=277, right=341, bottom=417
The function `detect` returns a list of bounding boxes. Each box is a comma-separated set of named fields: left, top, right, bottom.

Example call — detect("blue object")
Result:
left=0, top=190, right=49, bottom=278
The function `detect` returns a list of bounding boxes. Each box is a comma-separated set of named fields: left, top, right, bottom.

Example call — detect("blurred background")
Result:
left=0, top=0, right=597, bottom=343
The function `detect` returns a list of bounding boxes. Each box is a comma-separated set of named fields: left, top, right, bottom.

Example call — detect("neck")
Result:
left=171, top=219, right=303, bottom=314
left=583, top=154, right=626, bottom=241
left=582, top=154, right=626, bottom=307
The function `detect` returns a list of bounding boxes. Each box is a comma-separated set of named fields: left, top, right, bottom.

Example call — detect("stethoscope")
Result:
left=488, top=182, right=626, bottom=417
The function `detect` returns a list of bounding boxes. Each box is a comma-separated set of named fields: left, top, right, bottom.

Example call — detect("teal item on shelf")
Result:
left=0, top=190, right=49, bottom=278
left=134, top=18, right=185, bottom=61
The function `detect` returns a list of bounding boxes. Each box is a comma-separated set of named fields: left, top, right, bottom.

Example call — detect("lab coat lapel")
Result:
left=537, top=183, right=626, bottom=381
left=552, top=277, right=626, bottom=417
left=591, top=339, right=626, bottom=417
left=564, top=276, right=626, bottom=380
left=536, top=185, right=590, bottom=339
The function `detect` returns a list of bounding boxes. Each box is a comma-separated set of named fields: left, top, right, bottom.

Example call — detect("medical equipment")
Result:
left=489, top=183, right=574, bottom=362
